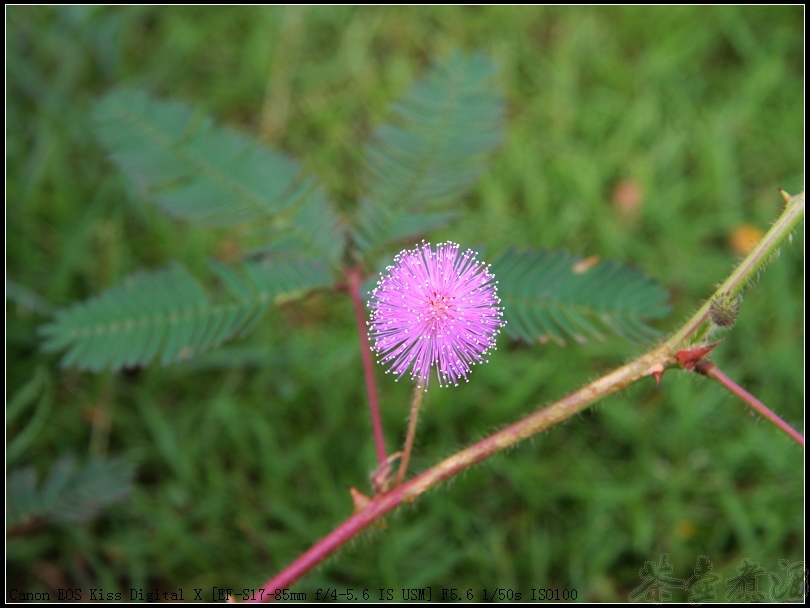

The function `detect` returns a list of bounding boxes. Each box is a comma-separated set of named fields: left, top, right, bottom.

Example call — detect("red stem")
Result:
left=696, top=361, right=804, bottom=447
left=245, top=427, right=515, bottom=601
left=246, top=348, right=662, bottom=600
left=345, top=266, right=388, bottom=465
left=246, top=194, right=803, bottom=599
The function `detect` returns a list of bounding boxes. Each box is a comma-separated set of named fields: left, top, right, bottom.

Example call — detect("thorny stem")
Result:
left=345, top=266, right=387, bottom=465
left=668, top=190, right=804, bottom=347
left=696, top=361, right=804, bottom=447
left=251, top=192, right=803, bottom=600
left=248, top=347, right=669, bottom=602
left=396, top=383, right=424, bottom=487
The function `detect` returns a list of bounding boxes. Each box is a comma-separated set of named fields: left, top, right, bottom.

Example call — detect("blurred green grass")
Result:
left=7, top=6, right=803, bottom=602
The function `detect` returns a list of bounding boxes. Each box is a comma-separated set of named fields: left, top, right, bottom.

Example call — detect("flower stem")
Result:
left=345, top=266, right=387, bottom=465
left=396, top=383, right=424, bottom=487
left=696, top=361, right=804, bottom=447
left=247, top=346, right=668, bottom=601
left=251, top=192, right=804, bottom=600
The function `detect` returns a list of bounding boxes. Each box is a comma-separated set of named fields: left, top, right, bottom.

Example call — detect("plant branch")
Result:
left=396, top=382, right=424, bottom=487
left=696, top=361, right=804, bottom=447
left=667, top=190, right=804, bottom=347
left=251, top=192, right=803, bottom=599
left=248, top=345, right=671, bottom=601
left=345, top=266, right=387, bottom=465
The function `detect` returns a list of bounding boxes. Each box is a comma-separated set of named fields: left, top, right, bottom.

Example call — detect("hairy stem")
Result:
left=396, top=383, right=424, bottom=487
left=696, top=361, right=804, bottom=447
left=248, top=346, right=669, bottom=601
left=252, top=192, right=803, bottom=599
left=345, top=266, right=387, bottom=465
left=668, top=190, right=804, bottom=347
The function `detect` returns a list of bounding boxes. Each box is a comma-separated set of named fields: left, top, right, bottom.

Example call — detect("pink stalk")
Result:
left=251, top=193, right=803, bottom=600
left=696, top=361, right=804, bottom=447
left=345, top=266, right=388, bottom=465
left=395, top=382, right=424, bottom=487
left=247, top=347, right=666, bottom=600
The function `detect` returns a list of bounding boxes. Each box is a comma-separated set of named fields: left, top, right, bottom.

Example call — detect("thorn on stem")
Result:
left=648, top=363, right=665, bottom=386
left=349, top=486, right=372, bottom=513
left=675, top=340, right=725, bottom=371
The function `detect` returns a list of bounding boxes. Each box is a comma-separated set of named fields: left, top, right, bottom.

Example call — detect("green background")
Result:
left=7, top=6, right=804, bottom=602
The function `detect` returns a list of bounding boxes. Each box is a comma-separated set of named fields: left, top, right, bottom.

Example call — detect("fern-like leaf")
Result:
left=247, top=187, right=345, bottom=263
left=492, top=248, right=671, bottom=346
left=7, top=455, right=135, bottom=528
left=354, top=52, right=504, bottom=253
left=39, top=258, right=332, bottom=371
left=352, top=199, right=458, bottom=252
left=94, top=89, right=344, bottom=264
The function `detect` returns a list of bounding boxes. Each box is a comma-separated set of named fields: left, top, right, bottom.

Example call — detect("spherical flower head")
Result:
left=368, top=241, right=505, bottom=389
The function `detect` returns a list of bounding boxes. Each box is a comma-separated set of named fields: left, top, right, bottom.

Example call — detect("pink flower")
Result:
left=368, top=241, right=505, bottom=388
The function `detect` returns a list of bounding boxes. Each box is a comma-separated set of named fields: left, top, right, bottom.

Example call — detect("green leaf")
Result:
left=93, top=89, right=344, bottom=264
left=39, top=258, right=333, bottom=371
left=248, top=186, right=345, bottom=263
left=492, top=248, right=671, bottom=346
left=354, top=51, right=504, bottom=253
left=353, top=199, right=458, bottom=252
left=7, top=455, right=136, bottom=528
